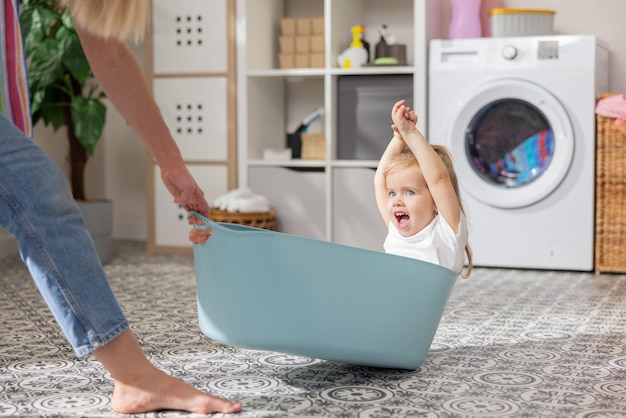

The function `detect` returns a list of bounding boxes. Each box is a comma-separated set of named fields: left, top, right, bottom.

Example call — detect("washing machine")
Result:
left=429, top=35, right=609, bottom=271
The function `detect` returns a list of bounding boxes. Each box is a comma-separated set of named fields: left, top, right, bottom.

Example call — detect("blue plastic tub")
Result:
left=192, top=216, right=458, bottom=370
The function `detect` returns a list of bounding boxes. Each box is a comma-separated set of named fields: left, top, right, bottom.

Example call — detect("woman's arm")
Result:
left=69, top=3, right=209, bottom=215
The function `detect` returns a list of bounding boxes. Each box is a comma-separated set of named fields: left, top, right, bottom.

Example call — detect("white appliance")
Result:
left=429, top=35, right=609, bottom=271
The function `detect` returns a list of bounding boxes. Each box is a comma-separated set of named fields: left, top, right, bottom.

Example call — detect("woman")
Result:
left=0, top=0, right=241, bottom=414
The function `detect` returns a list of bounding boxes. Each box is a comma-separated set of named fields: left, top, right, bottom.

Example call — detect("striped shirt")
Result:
left=0, top=0, right=32, bottom=137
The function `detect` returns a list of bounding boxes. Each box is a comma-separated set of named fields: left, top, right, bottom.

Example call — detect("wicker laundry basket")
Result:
left=209, top=208, right=277, bottom=231
left=595, top=93, right=626, bottom=273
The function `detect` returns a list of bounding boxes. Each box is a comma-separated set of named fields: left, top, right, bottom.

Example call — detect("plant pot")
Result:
left=77, top=199, right=113, bottom=264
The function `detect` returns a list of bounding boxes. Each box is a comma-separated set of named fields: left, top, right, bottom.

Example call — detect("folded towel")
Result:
left=211, top=188, right=271, bottom=213
left=595, top=94, right=626, bottom=119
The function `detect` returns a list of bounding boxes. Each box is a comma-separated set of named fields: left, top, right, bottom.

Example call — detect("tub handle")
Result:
left=188, top=211, right=212, bottom=230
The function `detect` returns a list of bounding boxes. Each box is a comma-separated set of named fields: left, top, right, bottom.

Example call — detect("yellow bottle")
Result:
left=337, top=26, right=368, bottom=68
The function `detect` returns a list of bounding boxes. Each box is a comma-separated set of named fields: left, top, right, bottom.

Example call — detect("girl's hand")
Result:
left=391, top=99, right=418, bottom=133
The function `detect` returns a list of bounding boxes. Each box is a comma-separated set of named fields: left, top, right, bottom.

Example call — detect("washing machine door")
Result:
left=450, top=79, right=574, bottom=208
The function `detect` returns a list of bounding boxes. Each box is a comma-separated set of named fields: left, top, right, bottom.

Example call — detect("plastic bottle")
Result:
left=448, top=0, right=482, bottom=39
left=337, top=26, right=368, bottom=68
left=359, top=26, right=370, bottom=63
left=374, top=24, right=389, bottom=60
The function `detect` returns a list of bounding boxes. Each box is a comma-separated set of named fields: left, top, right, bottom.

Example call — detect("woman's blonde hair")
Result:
left=385, top=145, right=474, bottom=279
left=61, top=0, right=149, bottom=42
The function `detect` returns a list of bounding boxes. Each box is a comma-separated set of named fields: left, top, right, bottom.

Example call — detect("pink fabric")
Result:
left=595, top=93, right=626, bottom=119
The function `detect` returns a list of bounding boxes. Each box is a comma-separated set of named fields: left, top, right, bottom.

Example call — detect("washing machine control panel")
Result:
left=501, top=45, right=518, bottom=60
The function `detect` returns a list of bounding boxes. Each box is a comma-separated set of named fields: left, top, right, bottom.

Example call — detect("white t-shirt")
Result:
left=383, top=213, right=469, bottom=274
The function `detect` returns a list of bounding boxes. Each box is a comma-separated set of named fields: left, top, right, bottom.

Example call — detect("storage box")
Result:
left=489, top=8, right=555, bottom=37
left=309, top=53, right=324, bottom=68
left=294, top=54, right=309, bottom=68
left=311, top=35, right=324, bottom=53
left=279, top=36, right=295, bottom=54
left=311, top=17, right=324, bottom=35
left=296, top=18, right=311, bottom=35
left=279, top=54, right=295, bottom=69
left=595, top=94, right=626, bottom=274
left=280, top=18, right=296, bottom=36
left=295, top=36, right=310, bottom=53
left=301, top=133, right=325, bottom=160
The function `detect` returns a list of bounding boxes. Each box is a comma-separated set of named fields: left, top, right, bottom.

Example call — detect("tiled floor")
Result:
left=1, top=241, right=625, bottom=417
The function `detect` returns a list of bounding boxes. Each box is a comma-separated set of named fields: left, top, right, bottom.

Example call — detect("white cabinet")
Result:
left=148, top=0, right=236, bottom=254
left=236, top=0, right=443, bottom=251
left=154, top=164, right=228, bottom=247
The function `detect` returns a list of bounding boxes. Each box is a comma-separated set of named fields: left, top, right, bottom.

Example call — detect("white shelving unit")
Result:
left=147, top=0, right=237, bottom=254
left=236, top=0, right=443, bottom=251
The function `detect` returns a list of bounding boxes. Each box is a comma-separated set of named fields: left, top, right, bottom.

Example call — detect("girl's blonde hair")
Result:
left=61, top=0, right=149, bottom=42
left=385, top=145, right=474, bottom=279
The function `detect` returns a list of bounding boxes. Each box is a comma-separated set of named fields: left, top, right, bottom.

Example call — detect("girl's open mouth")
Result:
left=395, top=212, right=410, bottom=229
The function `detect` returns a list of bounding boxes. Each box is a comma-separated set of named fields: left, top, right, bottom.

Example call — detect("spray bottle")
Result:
left=337, top=26, right=368, bottom=68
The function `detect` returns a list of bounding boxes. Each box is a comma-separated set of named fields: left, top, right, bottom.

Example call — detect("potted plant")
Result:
left=19, top=0, right=112, bottom=263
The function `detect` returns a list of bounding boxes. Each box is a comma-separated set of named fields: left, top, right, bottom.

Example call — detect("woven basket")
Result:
left=595, top=93, right=626, bottom=273
left=209, top=208, right=277, bottom=231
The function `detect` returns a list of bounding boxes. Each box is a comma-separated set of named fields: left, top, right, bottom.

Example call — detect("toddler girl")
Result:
left=374, top=100, right=473, bottom=278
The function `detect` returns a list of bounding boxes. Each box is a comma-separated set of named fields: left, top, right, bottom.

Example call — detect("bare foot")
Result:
left=111, top=367, right=242, bottom=414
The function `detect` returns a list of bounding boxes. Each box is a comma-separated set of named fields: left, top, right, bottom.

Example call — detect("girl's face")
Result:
left=385, top=165, right=437, bottom=237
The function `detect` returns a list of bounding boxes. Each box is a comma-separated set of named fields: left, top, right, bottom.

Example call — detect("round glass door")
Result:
left=467, top=99, right=554, bottom=188
left=449, top=79, right=574, bottom=209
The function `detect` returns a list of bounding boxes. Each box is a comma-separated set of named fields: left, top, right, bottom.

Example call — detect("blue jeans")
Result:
left=0, top=115, right=128, bottom=357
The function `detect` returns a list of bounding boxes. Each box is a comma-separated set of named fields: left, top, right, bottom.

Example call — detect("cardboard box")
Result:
left=279, top=54, right=295, bottom=69
left=279, top=36, right=295, bottom=54
left=295, top=36, right=310, bottom=54
left=295, top=54, right=309, bottom=68
left=280, top=18, right=296, bottom=35
left=309, top=53, right=324, bottom=68
left=310, top=36, right=324, bottom=53
left=296, top=18, right=311, bottom=35
left=311, top=17, right=324, bottom=35
left=301, top=133, right=325, bottom=160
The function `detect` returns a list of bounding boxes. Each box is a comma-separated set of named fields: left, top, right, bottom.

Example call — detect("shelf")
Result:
left=237, top=0, right=444, bottom=245
left=248, top=159, right=379, bottom=169
left=248, top=66, right=416, bottom=77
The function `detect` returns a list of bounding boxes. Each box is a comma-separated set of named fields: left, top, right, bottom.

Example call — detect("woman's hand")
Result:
left=159, top=156, right=210, bottom=216
left=187, top=214, right=213, bottom=244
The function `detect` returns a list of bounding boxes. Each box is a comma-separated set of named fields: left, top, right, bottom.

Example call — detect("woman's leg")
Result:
left=94, top=330, right=241, bottom=414
left=0, top=116, right=241, bottom=414
left=0, top=115, right=126, bottom=356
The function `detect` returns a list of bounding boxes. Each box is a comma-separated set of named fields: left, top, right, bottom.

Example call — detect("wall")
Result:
left=1, top=0, right=625, bottom=256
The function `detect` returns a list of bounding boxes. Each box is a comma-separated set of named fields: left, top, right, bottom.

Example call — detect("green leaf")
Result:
left=71, top=96, right=106, bottom=155
left=58, top=27, right=90, bottom=85
left=21, top=4, right=60, bottom=55
left=38, top=84, right=68, bottom=130
left=60, top=5, right=75, bottom=29
left=28, top=38, right=64, bottom=89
